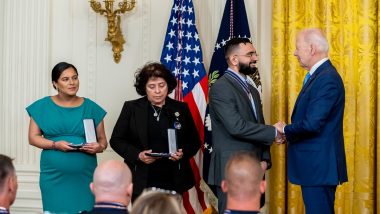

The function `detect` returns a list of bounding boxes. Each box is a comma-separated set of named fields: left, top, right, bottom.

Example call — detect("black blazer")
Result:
left=110, top=97, right=201, bottom=195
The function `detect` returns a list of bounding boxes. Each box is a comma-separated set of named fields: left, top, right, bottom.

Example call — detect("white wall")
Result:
left=0, top=0, right=272, bottom=212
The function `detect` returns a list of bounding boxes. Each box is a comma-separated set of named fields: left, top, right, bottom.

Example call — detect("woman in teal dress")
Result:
left=26, top=62, right=107, bottom=214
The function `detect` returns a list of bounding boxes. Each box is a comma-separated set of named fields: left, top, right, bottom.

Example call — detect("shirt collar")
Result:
left=93, top=202, right=127, bottom=210
left=225, top=68, right=250, bottom=95
left=224, top=209, right=260, bottom=214
left=0, top=207, right=9, bottom=214
left=227, top=68, right=257, bottom=89
left=227, top=68, right=247, bottom=82
left=309, top=58, right=328, bottom=76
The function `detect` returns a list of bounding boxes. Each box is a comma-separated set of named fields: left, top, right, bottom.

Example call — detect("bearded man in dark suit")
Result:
left=208, top=38, right=282, bottom=213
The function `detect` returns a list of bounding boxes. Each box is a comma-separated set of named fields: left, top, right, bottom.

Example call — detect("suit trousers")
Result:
left=301, top=185, right=337, bottom=214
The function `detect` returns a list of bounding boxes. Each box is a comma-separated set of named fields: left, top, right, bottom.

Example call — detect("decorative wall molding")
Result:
left=0, top=0, right=49, bottom=212
left=142, top=0, right=151, bottom=63
left=0, top=0, right=49, bottom=163
left=87, top=1, right=97, bottom=99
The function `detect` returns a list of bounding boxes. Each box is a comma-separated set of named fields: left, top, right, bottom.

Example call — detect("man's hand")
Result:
left=274, top=121, right=286, bottom=133
left=274, top=121, right=287, bottom=144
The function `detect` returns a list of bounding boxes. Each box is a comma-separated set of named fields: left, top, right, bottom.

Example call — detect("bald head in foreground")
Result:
left=222, top=151, right=265, bottom=213
left=86, top=160, right=133, bottom=214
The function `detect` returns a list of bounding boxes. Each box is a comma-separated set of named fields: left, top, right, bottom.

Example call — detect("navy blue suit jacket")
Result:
left=284, top=60, right=348, bottom=186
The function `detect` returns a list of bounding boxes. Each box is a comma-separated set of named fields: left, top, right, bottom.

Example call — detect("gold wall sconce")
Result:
left=89, top=0, right=136, bottom=63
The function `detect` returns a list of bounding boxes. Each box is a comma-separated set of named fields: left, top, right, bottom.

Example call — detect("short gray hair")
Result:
left=303, top=28, right=329, bottom=53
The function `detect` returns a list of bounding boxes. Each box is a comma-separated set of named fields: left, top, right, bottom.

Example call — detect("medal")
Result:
left=174, top=121, right=182, bottom=129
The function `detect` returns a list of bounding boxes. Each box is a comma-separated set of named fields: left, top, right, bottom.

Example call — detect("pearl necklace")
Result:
left=151, top=105, right=162, bottom=122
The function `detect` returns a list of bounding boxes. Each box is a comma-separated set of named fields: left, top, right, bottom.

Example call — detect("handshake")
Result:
left=273, top=121, right=286, bottom=144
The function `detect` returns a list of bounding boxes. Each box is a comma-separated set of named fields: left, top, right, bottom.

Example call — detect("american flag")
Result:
left=160, top=0, right=209, bottom=213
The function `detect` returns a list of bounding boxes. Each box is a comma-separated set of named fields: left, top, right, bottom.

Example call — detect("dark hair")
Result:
left=51, top=62, right=78, bottom=89
left=224, top=37, right=252, bottom=58
left=0, top=154, right=15, bottom=190
left=134, top=62, right=177, bottom=96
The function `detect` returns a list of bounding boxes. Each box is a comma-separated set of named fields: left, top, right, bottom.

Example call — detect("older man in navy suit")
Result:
left=275, top=28, right=348, bottom=214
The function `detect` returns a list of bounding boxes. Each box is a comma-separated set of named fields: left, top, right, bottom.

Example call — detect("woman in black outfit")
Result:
left=110, top=62, right=201, bottom=200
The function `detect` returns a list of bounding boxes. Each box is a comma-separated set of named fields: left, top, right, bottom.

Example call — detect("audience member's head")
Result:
left=90, top=160, right=133, bottom=206
left=131, top=190, right=184, bottom=214
left=222, top=151, right=265, bottom=211
left=0, top=154, right=18, bottom=210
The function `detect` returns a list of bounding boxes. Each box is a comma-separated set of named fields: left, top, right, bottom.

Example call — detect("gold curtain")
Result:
left=269, top=0, right=379, bottom=213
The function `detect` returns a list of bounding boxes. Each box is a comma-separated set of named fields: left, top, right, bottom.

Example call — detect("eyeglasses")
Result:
left=235, top=52, right=259, bottom=58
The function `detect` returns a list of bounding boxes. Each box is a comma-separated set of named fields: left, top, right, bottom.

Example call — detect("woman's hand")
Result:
left=80, top=142, right=104, bottom=154
left=169, top=149, right=183, bottom=161
left=138, top=150, right=160, bottom=164
left=54, top=141, right=75, bottom=152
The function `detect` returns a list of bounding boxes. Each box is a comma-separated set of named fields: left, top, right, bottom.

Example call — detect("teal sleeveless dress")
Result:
left=26, top=96, right=106, bottom=214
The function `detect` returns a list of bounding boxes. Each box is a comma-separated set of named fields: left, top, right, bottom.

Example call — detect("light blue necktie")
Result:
left=303, top=72, right=311, bottom=86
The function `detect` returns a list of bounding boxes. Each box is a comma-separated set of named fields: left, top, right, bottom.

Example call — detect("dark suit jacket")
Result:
left=285, top=60, right=348, bottom=186
left=207, top=70, right=276, bottom=186
left=110, top=97, right=201, bottom=195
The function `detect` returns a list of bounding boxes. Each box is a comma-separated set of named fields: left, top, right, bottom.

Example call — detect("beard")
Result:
left=239, top=62, right=258, bottom=75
